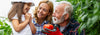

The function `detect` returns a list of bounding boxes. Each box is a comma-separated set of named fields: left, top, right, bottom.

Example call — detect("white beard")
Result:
left=52, top=16, right=65, bottom=24
left=52, top=9, right=68, bottom=24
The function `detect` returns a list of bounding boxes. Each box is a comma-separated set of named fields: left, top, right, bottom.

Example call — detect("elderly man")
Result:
left=42, top=1, right=85, bottom=35
left=52, top=1, right=85, bottom=35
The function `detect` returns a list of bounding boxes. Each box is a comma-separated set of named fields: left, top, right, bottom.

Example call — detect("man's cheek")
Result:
left=56, top=15, right=61, bottom=19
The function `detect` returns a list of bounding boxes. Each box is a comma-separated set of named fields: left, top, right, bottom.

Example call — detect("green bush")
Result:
left=0, top=17, right=12, bottom=35
left=56, top=0, right=100, bottom=35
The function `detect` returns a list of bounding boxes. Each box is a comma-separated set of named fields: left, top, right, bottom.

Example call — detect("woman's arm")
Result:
left=12, top=13, right=31, bottom=32
left=29, top=16, right=36, bottom=34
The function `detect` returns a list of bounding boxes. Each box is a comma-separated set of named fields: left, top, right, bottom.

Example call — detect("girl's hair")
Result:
left=33, top=0, right=53, bottom=24
left=8, top=2, right=24, bottom=23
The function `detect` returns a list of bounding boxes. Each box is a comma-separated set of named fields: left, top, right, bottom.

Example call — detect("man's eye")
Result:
left=55, top=10, right=59, bottom=13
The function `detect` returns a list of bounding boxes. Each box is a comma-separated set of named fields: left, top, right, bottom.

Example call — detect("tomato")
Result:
left=43, top=24, right=54, bottom=30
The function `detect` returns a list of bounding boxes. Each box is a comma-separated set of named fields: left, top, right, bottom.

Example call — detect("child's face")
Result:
left=23, top=3, right=32, bottom=14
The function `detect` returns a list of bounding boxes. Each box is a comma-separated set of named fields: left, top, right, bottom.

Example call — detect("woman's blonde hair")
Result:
left=33, top=0, right=53, bottom=24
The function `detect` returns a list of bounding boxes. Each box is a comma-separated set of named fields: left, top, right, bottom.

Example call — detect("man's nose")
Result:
left=52, top=13, right=56, bottom=17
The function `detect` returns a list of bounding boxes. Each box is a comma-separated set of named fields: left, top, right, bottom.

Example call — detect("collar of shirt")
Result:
left=59, top=21, right=74, bottom=30
left=61, top=19, right=80, bottom=33
left=33, top=18, right=49, bottom=27
left=63, top=18, right=79, bottom=29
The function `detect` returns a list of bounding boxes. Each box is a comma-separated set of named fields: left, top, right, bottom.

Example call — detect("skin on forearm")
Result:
left=12, top=19, right=29, bottom=32
left=29, top=21, right=36, bottom=34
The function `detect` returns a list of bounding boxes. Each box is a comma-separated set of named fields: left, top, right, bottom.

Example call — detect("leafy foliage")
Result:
left=56, top=0, right=100, bottom=35
left=0, top=17, right=12, bottom=35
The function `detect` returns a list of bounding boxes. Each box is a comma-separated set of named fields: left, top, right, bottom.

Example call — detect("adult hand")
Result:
left=42, top=24, right=63, bottom=35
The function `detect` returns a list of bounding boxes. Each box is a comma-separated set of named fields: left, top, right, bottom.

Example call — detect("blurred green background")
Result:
left=0, top=17, right=12, bottom=35
left=56, top=0, right=100, bottom=35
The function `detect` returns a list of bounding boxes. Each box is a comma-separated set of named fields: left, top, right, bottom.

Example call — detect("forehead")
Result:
left=39, top=3, right=50, bottom=9
left=55, top=4, right=70, bottom=12
left=55, top=4, right=67, bottom=12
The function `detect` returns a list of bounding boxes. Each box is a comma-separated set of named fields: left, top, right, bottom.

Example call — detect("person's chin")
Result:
left=38, top=16, right=42, bottom=18
left=23, top=12, right=26, bottom=15
left=53, top=20, right=61, bottom=24
left=23, top=11, right=27, bottom=14
left=53, top=21, right=57, bottom=24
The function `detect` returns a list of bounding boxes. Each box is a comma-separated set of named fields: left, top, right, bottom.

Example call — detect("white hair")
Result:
left=59, top=1, right=73, bottom=18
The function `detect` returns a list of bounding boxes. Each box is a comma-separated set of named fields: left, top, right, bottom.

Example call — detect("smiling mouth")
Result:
left=38, top=13, right=42, bottom=16
left=54, top=18, right=56, bottom=21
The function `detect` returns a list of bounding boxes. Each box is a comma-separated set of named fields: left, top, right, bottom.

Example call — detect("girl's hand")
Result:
left=25, top=13, right=31, bottom=21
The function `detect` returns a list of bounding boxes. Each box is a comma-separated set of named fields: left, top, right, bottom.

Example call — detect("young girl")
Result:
left=8, top=0, right=36, bottom=35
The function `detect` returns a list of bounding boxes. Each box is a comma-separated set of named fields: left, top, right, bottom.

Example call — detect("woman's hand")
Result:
left=29, top=14, right=32, bottom=23
left=28, top=14, right=36, bottom=34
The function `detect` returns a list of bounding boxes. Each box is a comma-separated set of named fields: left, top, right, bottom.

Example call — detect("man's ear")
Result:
left=64, top=13, right=69, bottom=20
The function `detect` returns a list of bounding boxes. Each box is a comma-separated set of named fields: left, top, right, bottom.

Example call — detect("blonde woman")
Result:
left=8, top=0, right=36, bottom=35
left=32, top=0, right=53, bottom=35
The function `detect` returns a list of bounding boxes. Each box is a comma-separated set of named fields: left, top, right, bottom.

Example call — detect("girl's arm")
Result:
left=12, top=13, right=31, bottom=32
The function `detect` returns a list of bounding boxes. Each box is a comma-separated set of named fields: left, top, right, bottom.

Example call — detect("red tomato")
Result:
left=43, top=24, right=54, bottom=30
